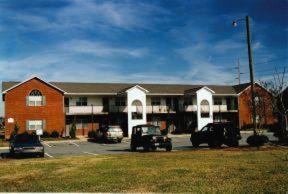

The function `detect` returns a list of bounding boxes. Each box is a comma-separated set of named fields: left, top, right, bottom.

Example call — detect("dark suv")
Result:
left=9, top=133, right=44, bottom=158
left=130, top=124, right=172, bottom=152
left=190, top=122, right=241, bottom=147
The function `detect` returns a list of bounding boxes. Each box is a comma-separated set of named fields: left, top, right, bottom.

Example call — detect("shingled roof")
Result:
left=2, top=79, right=250, bottom=95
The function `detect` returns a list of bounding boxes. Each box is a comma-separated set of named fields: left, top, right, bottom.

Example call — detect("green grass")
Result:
left=0, top=148, right=287, bottom=192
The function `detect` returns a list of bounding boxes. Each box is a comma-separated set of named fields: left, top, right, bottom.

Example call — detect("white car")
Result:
left=96, top=126, right=124, bottom=143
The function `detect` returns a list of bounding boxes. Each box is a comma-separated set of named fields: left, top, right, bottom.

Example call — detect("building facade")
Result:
left=2, top=77, right=276, bottom=139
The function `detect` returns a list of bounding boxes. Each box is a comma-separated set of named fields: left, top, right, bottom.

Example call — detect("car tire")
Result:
left=192, top=141, right=199, bottom=147
left=166, top=143, right=172, bottom=152
left=143, top=145, right=150, bottom=152
left=117, top=139, right=122, bottom=143
left=39, top=153, right=45, bottom=158
left=209, top=140, right=222, bottom=148
left=130, top=144, right=137, bottom=152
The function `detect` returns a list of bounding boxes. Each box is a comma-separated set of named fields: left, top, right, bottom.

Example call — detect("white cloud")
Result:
left=60, top=40, right=147, bottom=57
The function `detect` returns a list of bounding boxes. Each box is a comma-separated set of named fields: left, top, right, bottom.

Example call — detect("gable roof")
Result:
left=2, top=77, right=65, bottom=94
left=2, top=78, right=255, bottom=96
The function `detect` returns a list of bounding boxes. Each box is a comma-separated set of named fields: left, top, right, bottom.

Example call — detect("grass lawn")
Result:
left=0, top=148, right=287, bottom=192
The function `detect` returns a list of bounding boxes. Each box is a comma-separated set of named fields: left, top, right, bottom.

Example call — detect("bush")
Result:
left=50, top=130, right=60, bottom=138
left=41, top=131, right=50, bottom=138
left=247, top=135, right=269, bottom=147
left=88, top=130, right=96, bottom=138
left=70, top=122, right=76, bottom=138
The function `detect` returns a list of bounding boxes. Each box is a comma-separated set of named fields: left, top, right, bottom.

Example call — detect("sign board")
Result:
left=36, top=129, right=43, bottom=136
left=7, top=118, right=14, bottom=123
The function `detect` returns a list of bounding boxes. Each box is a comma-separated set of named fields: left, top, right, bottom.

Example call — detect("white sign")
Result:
left=7, top=118, right=14, bottom=123
left=36, top=129, right=43, bottom=136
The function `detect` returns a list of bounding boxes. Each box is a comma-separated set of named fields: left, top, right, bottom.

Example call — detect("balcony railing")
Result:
left=65, top=104, right=238, bottom=115
left=146, top=105, right=177, bottom=114
left=65, top=105, right=127, bottom=115
left=183, top=105, right=197, bottom=112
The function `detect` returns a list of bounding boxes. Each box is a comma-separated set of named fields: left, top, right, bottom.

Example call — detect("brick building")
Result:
left=2, top=77, right=277, bottom=139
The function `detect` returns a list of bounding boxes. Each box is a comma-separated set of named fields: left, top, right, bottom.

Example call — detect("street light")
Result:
left=232, top=15, right=257, bottom=135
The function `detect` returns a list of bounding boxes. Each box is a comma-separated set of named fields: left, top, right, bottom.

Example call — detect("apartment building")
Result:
left=2, top=77, right=275, bottom=139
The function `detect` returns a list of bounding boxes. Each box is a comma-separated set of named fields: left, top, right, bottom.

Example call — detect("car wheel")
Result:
left=192, top=141, right=199, bottom=147
left=225, top=138, right=239, bottom=147
left=130, top=144, right=137, bottom=152
left=209, top=140, right=222, bottom=148
left=143, top=145, right=150, bottom=152
left=117, top=139, right=122, bottom=143
left=39, top=153, right=45, bottom=158
left=166, top=143, right=172, bottom=152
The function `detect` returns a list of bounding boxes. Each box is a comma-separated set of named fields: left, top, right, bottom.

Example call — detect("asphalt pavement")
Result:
left=0, top=131, right=278, bottom=159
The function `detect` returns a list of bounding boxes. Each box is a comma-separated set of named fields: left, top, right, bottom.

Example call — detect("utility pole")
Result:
left=245, top=16, right=256, bottom=135
left=233, top=15, right=256, bottom=135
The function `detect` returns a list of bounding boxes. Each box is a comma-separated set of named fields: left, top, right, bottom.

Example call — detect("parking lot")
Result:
left=0, top=132, right=278, bottom=159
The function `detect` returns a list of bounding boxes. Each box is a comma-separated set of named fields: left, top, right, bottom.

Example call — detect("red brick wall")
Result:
left=238, top=84, right=276, bottom=128
left=4, top=78, right=65, bottom=138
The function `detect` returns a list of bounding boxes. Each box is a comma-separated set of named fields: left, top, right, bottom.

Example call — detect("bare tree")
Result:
left=261, top=67, right=288, bottom=141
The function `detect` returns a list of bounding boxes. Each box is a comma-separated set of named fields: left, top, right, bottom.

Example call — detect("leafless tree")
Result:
left=261, top=67, right=288, bottom=140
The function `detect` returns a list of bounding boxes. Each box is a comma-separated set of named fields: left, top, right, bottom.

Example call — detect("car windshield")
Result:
left=14, top=134, right=39, bottom=143
left=142, top=126, right=161, bottom=135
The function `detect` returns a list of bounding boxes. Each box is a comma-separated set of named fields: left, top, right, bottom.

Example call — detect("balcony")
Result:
left=65, top=105, right=128, bottom=115
left=213, top=105, right=238, bottom=112
left=146, top=105, right=176, bottom=114
left=183, top=105, right=197, bottom=112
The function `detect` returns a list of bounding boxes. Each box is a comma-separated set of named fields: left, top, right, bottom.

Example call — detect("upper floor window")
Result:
left=214, top=97, right=222, bottom=105
left=27, top=89, right=45, bottom=106
left=200, top=100, right=210, bottom=118
left=184, top=97, right=193, bottom=106
left=115, top=97, right=126, bottom=106
left=76, top=97, right=87, bottom=106
left=151, top=97, right=161, bottom=106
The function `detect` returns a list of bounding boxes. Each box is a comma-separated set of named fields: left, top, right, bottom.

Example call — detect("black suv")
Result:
left=190, top=122, right=241, bottom=147
left=130, top=124, right=172, bottom=152
left=9, top=133, right=44, bottom=158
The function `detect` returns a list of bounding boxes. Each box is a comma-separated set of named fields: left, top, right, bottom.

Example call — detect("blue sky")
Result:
left=0, top=0, right=287, bottom=116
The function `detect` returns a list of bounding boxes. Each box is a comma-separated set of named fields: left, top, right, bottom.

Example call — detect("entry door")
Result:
left=173, top=97, right=179, bottom=112
left=102, top=97, right=109, bottom=112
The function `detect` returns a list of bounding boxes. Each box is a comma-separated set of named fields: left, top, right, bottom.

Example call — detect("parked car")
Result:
left=9, top=133, right=44, bottom=158
left=130, top=124, right=172, bottom=152
left=190, top=122, right=241, bottom=147
left=95, top=125, right=124, bottom=143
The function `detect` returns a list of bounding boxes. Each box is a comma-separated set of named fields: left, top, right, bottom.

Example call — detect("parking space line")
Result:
left=83, top=152, right=98, bottom=156
left=69, top=141, right=80, bottom=147
left=45, top=153, right=53, bottom=158
left=43, top=142, right=52, bottom=148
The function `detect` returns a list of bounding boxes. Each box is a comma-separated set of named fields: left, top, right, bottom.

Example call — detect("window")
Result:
left=27, top=120, right=44, bottom=131
left=76, top=97, right=87, bottom=106
left=214, top=97, right=222, bottom=105
left=27, top=89, right=45, bottom=106
left=200, top=100, right=210, bottom=118
left=131, top=100, right=143, bottom=120
left=115, top=97, right=126, bottom=106
left=151, top=97, right=161, bottom=106
left=184, top=97, right=193, bottom=106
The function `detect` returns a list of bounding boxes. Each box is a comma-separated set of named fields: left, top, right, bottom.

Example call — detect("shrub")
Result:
left=41, top=131, right=50, bottom=138
left=88, top=130, right=96, bottom=138
left=14, top=123, right=20, bottom=135
left=50, top=130, right=60, bottom=138
left=70, top=122, right=76, bottom=138
left=247, top=135, right=269, bottom=147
